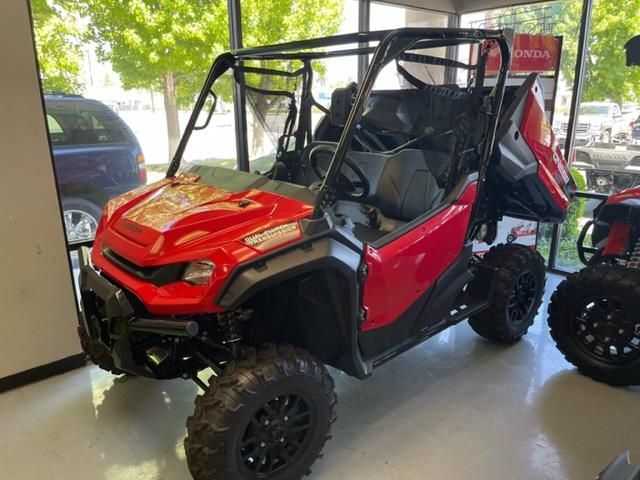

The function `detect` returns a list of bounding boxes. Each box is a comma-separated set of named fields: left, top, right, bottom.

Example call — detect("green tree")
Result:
left=70, top=0, right=228, bottom=159
left=31, top=0, right=83, bottom=93
left=72, top=0, right=343, bottom=161
left=554, top=0, right=640, bottom=104
left=240, top=0, right=343, bottom=155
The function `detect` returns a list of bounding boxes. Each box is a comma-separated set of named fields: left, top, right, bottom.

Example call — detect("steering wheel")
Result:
left=309, top=144, right=370, bottom=200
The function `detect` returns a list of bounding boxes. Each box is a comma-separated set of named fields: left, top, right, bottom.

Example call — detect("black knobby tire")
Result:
left=77, top=325, right=125, bottom=375
left=469, top=244, right=546, bottom=343
left=548, top=265, right=640, bottom=386
left=185, top=345, right=337, bottom=480
left=506, top=233, right=517, bottom=243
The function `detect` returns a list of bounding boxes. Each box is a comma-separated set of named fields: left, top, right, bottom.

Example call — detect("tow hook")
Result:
left=357, top=263, right=368, bottom=282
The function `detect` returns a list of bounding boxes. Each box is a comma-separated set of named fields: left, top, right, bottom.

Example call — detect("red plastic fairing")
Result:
left=90, top=175, right=313, bottom=315
left=360, top=182, right=477, bottom=331
left=605, top=186, right=640, bottom=205
left=520, top=83, right=572, bottom=211
left=602, top=221, right=632, bottom=256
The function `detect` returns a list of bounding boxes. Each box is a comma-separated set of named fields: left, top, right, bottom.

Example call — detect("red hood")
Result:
left=94, top=173, right=314, bottom=267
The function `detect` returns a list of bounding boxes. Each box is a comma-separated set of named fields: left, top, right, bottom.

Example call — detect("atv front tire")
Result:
left=77, top=325, right=125, bottom=375
left=548, top=265, right=640, bottom=386
left=469, top=244, right=545, bottom=343
left=185, top=345, right=337, bottom=480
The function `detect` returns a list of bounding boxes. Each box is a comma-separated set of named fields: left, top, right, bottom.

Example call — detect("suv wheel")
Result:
left=185, top=345, right=336, bottom=480
left=548, top=265, right=640, bottom=386
left=62, top=197, right=101, bottom=243
left=469, top=244, right=545, bottom=343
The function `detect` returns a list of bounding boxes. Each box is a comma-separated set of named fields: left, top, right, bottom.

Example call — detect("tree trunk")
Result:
left=148, top=88, right=156, bottom=113
left=162, top=72, right=180, bottom=161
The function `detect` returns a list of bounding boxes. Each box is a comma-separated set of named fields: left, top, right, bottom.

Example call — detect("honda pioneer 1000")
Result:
left=78, top=28, right=574, bottom=479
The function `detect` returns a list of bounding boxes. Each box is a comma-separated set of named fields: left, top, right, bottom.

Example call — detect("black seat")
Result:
left=374, top=149, right=444, bottom=222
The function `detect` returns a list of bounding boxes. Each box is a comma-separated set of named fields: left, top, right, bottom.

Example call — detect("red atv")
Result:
left=548, top=186, right=640, bottom=386
left=78, top=28, right=574, bottom=479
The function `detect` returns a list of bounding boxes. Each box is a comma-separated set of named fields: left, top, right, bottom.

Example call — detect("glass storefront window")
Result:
left=370, top=2, right=449, bottom=30
left=242, top=0, right=359, bottom=172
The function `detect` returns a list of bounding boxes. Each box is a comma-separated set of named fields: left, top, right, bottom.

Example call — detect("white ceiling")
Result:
left=378, top=0, right=563, bottom=15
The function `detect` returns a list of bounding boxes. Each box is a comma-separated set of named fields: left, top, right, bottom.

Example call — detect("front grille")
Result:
left=560, top=122, right=589, bottom=133
left=102, top=247, right=185, bottom=286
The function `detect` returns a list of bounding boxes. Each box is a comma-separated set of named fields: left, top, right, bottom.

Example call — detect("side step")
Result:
left=371, top=296, right=490, bottom=369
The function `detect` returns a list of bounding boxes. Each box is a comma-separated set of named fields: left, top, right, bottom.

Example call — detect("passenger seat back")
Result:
left=375, top=149, right=445, bottom=221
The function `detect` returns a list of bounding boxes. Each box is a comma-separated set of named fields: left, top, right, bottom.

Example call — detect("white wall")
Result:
left=0, top=0, right=80, bottom=378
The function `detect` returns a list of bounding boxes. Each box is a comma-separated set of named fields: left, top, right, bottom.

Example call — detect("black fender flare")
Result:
left=215, top=237, right=369, bottom=378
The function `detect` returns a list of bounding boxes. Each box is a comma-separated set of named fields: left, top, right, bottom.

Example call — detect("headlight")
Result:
left=182, top=260, right=215, bottom=285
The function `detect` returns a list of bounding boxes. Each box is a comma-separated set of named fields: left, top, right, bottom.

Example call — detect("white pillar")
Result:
left=0, top=0, right=81, bottom=381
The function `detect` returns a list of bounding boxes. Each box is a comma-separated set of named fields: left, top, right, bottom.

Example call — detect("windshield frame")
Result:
left=166, top=28, right=512, bottom=220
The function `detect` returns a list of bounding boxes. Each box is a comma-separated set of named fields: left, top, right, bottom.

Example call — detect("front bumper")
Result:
left=78, top=248, right=200, bottom=377
left=557, top=132, right=600, bottom=147
left=78, top=247, right=134, bottom=346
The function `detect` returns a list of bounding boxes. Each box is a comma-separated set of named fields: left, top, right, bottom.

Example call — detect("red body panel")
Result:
left=91, top=174, right=313, bottom=315
left=520, top=85, right=572, bottom=211
left=605, top=186, right=640, bottom=205
left=602, top=222, right=632, bottom=256
left=360, top=182, right=477, bottom=331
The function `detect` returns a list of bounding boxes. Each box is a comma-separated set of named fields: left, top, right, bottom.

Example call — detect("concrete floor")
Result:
left=1, top=273, right=639, bottom=480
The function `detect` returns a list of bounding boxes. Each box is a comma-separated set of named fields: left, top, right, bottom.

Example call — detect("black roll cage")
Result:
left=166, top=28, right=512, bottom=231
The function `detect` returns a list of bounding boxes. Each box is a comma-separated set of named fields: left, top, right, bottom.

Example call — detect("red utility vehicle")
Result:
left=78, top=28, right=574, bottom=479
left=548, top=185, right=640, bottom=386
left=547, top=34, right=640, bottom=388
left=506, top=222, right=537, bottom=243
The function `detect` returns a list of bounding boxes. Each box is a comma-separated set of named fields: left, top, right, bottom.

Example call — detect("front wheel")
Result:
left=62, top=197, right=102, bottom=243
left=548, top=265, right=640, bottom=386
left=469, top=244, right=545, bottom=343
left=185, top=345, right=337, bottom=480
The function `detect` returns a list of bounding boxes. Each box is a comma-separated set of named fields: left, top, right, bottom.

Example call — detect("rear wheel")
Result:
left=469, top=244, right=545, bottom=343
left=185, top=345, right=336, bottom=480
left=77, top=325, right=125, bottom=375
left=548, top=265, right=640, bottom=386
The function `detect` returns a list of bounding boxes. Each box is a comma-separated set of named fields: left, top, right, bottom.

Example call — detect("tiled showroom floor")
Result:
left=1, top=273, right=638, bottom=480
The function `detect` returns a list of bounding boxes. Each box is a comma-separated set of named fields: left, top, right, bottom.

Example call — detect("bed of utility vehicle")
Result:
left=573, top=142, right=640, bottom=193
left=77, top=28, right=574, bottom=479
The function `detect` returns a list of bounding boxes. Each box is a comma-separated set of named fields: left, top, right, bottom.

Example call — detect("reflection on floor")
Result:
left=1, top=273, right=638, bottom=480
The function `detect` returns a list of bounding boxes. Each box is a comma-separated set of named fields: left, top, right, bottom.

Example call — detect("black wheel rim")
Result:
left=507, top=271, right=537, bottom=324
left=238, top=393, right=315, bottom=477
left=571, top=296, right=640, bottom=365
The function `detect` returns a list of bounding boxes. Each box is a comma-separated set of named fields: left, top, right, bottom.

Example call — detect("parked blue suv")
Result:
left=45, top=94, right=147, bottom=243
